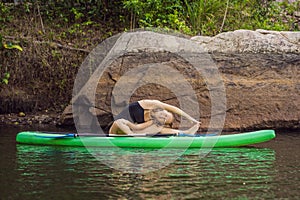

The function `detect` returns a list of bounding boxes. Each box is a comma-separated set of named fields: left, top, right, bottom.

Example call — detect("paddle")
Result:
left=35, top=132, right=177, bottom=139
left=35, top=132, right=217, bottom=139
left=177, top=133, right=218, bottom=137
left=35, top=133, right=78, bottom=138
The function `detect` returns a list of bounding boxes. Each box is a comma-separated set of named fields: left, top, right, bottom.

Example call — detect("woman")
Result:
left=109, top=99, right=200, bottom=135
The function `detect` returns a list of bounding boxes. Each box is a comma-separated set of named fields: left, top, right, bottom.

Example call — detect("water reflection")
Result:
left=16, top=145, right=276, bottom=199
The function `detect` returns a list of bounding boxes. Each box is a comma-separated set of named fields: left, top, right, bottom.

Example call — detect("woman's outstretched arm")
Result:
left=159, top=123, right=200, bottom=135
left=139, top=99, right=200, bottom=123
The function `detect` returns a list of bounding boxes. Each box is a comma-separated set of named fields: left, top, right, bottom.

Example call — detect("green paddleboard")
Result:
left=16, top=130, right=276, bottom=148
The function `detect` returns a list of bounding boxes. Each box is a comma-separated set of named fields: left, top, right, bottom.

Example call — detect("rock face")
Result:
left=60, top=30, right=300, bottom=131
left=191, top=29, right=300, bottom=53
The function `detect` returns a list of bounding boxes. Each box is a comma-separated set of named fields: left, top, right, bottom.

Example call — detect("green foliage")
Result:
left=257, top=0, right=300, bottom=31
left=2, top=0, right=298, bottom=37
left=0, top=34, right=22, bottom=85
left=123, top=0, right=192, bottom=34
left=22, top=0, right=123, bottom=24
left=3, top=42, right=23, bottom=51
left=0, top=34, right=23, bottom=52
left=71, top=7, right=84, bottom=21
left=16, top=0, right=124, bottom=38
left=122, top=0, right=299, bottom=35
left=1, top=72, right=10, bottom=85
left=183, top=0, right=227, bottom=35
left=0, top=2, right=13, bottom=23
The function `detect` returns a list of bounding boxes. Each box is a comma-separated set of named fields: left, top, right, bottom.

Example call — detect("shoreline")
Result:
left=0, top=111, right=61, bottom=127
left=1, top=111, right=299, bottom=133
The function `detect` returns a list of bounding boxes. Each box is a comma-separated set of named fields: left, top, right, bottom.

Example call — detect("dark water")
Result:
left=0, top=126, right=299, bottom=200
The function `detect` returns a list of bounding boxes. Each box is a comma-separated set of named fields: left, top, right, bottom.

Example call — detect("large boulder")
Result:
left=191, top=29, right=300, bottom=53
left=59, top=30, right=300, bottom=131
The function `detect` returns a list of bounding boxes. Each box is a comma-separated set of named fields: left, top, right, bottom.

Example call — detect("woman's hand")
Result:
left=181, top=123, right=200, bottom=135
left=189, top=119, right=201, bottom=125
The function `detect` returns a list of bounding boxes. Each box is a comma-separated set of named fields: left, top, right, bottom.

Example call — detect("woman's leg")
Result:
left=109, top=119, right=134, bottom=135
left=108, top=122, right=119, bottom=134
left=109, top=119, right=163, bottom=135
left=160, top=123, right=199, bottom=135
